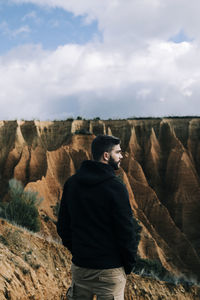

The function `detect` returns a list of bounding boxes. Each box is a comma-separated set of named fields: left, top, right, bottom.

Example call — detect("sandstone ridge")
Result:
left=0, top=118, right=200, bottom=281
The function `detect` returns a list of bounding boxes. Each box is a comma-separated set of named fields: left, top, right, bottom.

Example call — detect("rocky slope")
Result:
left=0, top=118, right=200, bottom=283
left=1, top=219, right=200, bottom=300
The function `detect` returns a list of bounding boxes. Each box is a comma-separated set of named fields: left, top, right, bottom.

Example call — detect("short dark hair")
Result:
left=91, top=135, right=120, bottom=161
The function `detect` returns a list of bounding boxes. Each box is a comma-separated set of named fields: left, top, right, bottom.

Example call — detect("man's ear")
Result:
left=103, top=152, right=110, bottom=162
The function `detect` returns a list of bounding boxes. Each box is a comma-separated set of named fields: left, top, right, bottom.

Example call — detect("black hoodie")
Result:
left=57, top=160, right=137, bottom=274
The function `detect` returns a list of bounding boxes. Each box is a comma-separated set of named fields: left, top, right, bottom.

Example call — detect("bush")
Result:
left=0, top=179, right=42, bottom=232
left=132, top=217, right=142, bottom=250
left=51, top=202, right=60, bottom=218
left=74, top=128, right=92, bottom=135
left=133, top=257, right=167, bottom=279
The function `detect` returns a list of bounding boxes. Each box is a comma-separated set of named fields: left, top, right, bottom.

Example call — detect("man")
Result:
left=57, top=134, right=137, bottom=300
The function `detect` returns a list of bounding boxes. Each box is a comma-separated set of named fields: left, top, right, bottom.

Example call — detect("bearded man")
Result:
left=57, top=134, right=137, bottom=300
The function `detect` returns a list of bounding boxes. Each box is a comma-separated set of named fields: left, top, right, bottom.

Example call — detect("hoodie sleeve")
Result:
left=57, top=182, right=72, bottom=252
left=111, top=180, right=137, bottom=274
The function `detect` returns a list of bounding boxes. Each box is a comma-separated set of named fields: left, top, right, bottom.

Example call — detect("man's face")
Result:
left=108, top=144, right=123, bottom=170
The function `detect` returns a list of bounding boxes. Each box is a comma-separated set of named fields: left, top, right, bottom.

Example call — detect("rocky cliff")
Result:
left=0, top=118, right=200, bottom=284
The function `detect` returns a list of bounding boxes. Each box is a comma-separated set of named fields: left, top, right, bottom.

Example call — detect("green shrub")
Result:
left=132, top=217, right=142, bottom=250
left=0, top=179, right=42, bottom=232
left=51, top=202, right=60, bottom=218
left=74, top=128, right=92, bottom=135
left=133, top=257, right=167, bottom=279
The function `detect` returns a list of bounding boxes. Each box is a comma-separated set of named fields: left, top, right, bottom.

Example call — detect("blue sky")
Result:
left=0, top=2, right=100, bottom=53
left=0, top=0, right=199, bottom=120
left=170, top=29, right=193, bottom=44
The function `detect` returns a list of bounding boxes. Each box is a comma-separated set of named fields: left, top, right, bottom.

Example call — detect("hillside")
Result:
left=0, top=118, right=200, bottom=284
left=1, top=219, right=200, bottom=300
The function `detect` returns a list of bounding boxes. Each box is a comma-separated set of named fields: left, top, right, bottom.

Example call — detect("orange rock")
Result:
left=1, top=118, right=200, bottom=282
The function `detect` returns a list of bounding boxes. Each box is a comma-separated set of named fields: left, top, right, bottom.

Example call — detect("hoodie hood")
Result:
left=76, top=160, right=115, bottom=186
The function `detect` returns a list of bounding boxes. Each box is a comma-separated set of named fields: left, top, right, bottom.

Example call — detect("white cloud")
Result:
left=10, top=0, right=200, bottom=42
left=22, top=10, right=37, bottom=21
left=21, top=10, right=41, bottom=25
left=0, top=21, right=30, bottom=38
left=1, top=38, right=200, bottom=119
left=1, top=0, right=200, bottom=119
left=12, top=25, right=30, bottom=37
left=137, top=89, right=151, bottom=99
left=159, top=97, right=165, bottom=102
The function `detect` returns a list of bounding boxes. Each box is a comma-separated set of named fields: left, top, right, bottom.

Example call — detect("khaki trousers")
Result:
left=66, top=263, right=127, bottom=300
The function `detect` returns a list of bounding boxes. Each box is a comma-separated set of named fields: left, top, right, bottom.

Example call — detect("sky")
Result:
left=0, top=0, right=200, bottom=120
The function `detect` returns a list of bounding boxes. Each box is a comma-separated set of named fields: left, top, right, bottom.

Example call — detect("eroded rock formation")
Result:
left=1, top=118, right=200, bottom=282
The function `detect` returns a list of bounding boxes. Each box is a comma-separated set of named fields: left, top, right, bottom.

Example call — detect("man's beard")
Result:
left=108, top=155, right=120, bottom=170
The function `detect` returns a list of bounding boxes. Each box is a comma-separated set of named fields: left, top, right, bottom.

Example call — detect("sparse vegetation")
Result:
left=0, top=234, right=8, bottom=246
left=133, top=257, right=200, bottom=287
left=22, top=268, right=30, bottom=275
left=133, top=257, right=167, bottom=280
left=0, top=179, right=42, bottom=232
left=51, top=202, right=60, bottom=218
left=128, top=117, right=162, bottom=120
left=128, top=212, right=199, bottom=287
left=42, top=214, right=50, bottom=223
left=74, top=128, right=92, bottom=135
left=132, top=218, right=142, bottom=249
left=164, top=116, right=200, bottom=119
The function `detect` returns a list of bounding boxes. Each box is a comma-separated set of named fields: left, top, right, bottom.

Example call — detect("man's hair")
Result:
left=91, top=134, right=120, bottom=161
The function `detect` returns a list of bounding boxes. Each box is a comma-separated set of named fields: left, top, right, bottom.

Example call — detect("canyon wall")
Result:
left=0, top=118, right=200, bottom=282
